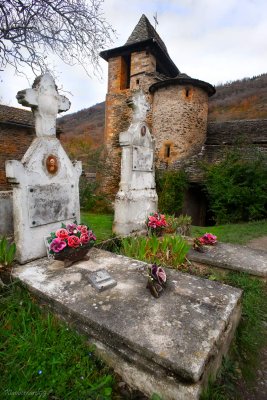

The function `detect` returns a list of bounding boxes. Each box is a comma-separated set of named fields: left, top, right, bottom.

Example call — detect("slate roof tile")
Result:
left=0, top=104, right=33, bottom=126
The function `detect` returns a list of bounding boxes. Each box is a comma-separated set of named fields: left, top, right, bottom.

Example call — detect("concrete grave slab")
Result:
left=188, top=242, right=267, bottom=278
left=13, top=248, right=242, bottom=400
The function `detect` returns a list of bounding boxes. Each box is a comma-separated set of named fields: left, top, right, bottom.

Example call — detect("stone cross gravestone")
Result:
left=5, top=73, right=82, bottom=264
left=113, top=91, right=158, bottom=235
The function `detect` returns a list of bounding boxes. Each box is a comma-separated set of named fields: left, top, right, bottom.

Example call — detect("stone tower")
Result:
left=100, top=14, right=178, bottom=197
left=100, top=14, right=215, bottom=198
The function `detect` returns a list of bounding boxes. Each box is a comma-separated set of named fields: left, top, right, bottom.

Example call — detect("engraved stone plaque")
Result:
left=88, top=269, right=117, bottom=292
left=28, top=183, right=76, bottom=227
left=132, top=146, right=153, bottom=172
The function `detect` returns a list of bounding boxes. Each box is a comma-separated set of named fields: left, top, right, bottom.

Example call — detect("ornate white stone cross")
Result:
left=16, top=73, right=70, bottom=137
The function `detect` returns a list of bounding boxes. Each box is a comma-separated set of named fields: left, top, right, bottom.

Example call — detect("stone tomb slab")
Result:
left=13, top=249, right=242, bottom=400
left=188, top=242, right=267, bottom=278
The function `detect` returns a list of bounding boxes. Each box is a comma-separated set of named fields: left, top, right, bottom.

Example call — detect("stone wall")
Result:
left=0, top=191, right=13, bottom=235
left=0, top=123, right=35, bottom=190
left=152, top=85, right=209, bottom=168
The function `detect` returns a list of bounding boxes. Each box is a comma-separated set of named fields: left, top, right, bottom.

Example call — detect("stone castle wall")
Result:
left=0, top=124, right=35, bottom=190
left=152, top=85, right=209, bottom=168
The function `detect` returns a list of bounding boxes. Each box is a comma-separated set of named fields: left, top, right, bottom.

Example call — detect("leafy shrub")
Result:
left=79, top=176, right=97, bottom=211
left=0, top=237, right=16, bottom=267
left=156, top=170, right=188, bottom=215
left=202, top=148, right=267, bottom=224
left=120, top=235, right=190, bottom=267
left=79, top=176, right=112, bottom=213
left=166, top=215, right=192, bottom=236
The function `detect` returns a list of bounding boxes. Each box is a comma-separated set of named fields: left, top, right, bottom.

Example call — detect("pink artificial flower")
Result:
left=77, top=225, right=88, bottom=235
left=50, top=238, right=67, bottom=253
left=88, top=230, right=96, bottom=241
left=55, top=228, right=69, bottom=240
left=80, top=234, right=89, bottom=244
left=198, top=233, right=217, bottom=245
left=68, top=235, right=81, bottom=248
left=157, top=267, right=167, bottom=284
left=66, top=223, right=78, bottom=234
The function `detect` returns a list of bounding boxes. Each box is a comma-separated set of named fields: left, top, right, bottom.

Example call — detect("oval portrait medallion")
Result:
left=141, top=125, right=146, bottom=136
left=45, top=154, right=58, bottom=174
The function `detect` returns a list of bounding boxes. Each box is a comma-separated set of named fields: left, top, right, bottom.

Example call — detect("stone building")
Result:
left=0, top=105, right=35, bottom=190
left=100, top=14, right=215, bottom=203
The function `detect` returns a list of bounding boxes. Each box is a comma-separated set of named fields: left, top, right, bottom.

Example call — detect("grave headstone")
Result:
left=5, top=73, right=82, bottom=264
left=113, top=91, right=158, bottom=235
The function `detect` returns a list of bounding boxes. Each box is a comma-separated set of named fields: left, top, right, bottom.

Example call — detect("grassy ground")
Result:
left=81, top=213, right=114, bottom=242
left=191, top=219, right=267, bottom=245
left=81, top=213, right=267, bottom=245
left=0, top=283, right=114, bottom=400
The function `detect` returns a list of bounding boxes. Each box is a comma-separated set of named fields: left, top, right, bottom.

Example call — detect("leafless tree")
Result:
left=0, top=0, right=114, bottom=75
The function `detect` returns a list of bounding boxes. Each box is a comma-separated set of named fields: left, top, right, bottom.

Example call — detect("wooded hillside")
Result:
left=58, top=73, right=267, bottom=147
left=208, top=73, right=267, bottom=121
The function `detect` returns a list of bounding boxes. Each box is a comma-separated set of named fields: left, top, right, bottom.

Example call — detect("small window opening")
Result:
left=165, top=144, right=171, bottom=158
left=136, top=79, right=140, bottom=85
left=185, top=88, right=190, bottom=97
left=120, top=55, right=131, bottom=90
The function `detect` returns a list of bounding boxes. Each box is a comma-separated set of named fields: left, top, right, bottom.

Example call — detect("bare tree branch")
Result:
left=0, top=0, right=115, bottom=76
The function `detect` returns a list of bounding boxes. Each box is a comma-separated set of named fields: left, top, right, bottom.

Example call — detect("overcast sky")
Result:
left=1, top=0, right=267, bottom=114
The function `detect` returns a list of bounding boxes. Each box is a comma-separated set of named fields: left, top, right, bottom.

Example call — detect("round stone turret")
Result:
left=150, top=74, right=215, bottom=167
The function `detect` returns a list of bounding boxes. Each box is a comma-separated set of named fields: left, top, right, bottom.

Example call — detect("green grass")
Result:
left=0, top=283, right=114, bottom=400
left=81, top=213, right=267, bottom=246
left=191, top=219, right=267, bottom=245
left=81, top=212, right=113, bottom=242
left=201, top=272, right=267, bottom=400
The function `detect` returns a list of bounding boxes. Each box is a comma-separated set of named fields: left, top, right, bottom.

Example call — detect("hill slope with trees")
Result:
left=58, top=73, right=267, bottom=147
left=208, top=73, right=267, bottom=121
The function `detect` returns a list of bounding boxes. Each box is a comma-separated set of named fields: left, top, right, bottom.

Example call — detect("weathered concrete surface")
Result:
left=247, top=236, right=267, bottom=252
left=188, top=242, right=267, bottom=278
left=13, top=249, right=242, bottom=400
left=113, top=91, right=158, bottom=236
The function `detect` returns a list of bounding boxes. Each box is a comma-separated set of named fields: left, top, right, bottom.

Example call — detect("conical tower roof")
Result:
left=100, top=14, right=179, bottom=77
left=125, top=14, right=169, bottom=56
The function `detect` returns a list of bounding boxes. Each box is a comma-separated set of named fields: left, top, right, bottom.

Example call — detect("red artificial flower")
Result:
left=80, top=234, right=89, bottom=244
left=55, top=228, right=69, bottom=240
left=67, top=235, right=81, bottom=248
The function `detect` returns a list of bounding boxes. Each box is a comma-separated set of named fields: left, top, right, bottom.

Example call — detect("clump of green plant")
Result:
left=166, top=214, right=192, bottom=236
left=202, top=147, right=267, bottom=224
left=120, top=235, right=190, bottom=267
left=201, top=272, right=267, bottom=399
left=0, top=236, right=16, bottom=268
left=0, top=283, right=114, bottom=399
left=156, top=169, right=188, bottom=215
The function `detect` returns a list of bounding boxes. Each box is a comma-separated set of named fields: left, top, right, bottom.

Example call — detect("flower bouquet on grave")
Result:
left=193, top=233, right=217, bottom=252
left=47, top=223, right=96, bottom=267
left=146, top=212, right=168, bottom=237
left=146, top=264, right=167, bottom=298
